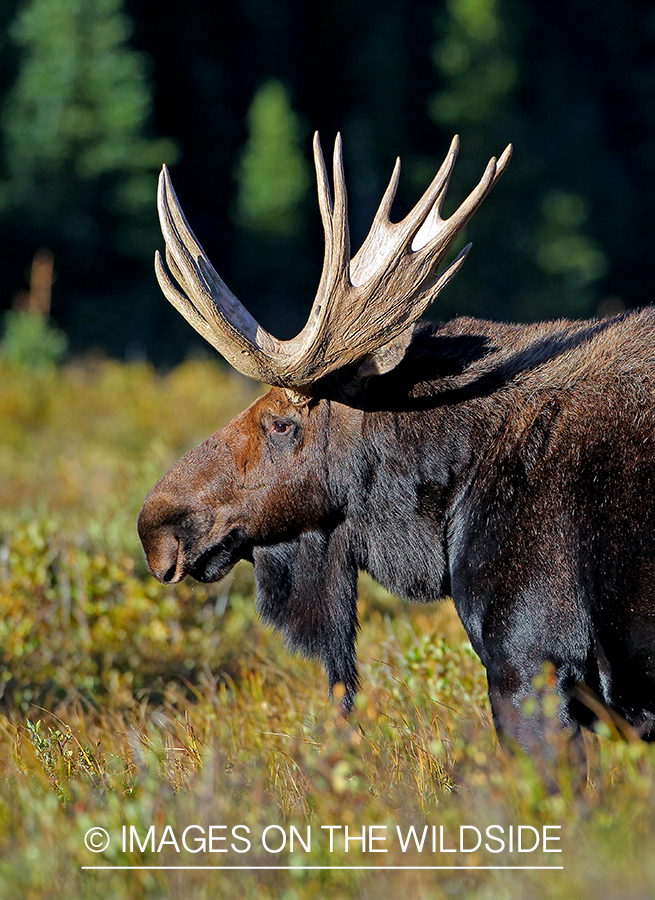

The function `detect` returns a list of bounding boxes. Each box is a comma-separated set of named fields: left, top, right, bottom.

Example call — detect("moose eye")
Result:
left=271, top=419, right=292, bottom=435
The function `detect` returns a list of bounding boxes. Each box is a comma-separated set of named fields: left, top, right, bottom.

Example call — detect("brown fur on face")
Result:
left=138, top=388, right=345, bottom=585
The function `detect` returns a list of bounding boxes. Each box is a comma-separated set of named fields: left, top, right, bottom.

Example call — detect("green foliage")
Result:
left=402, top=633, right=489, bottom=710
left=0, top=354, right=253, bottom=519
left=429, top=0, right=615, bottom=321
left=536, top=190, right=608, bottom=295
left=0, top=0, right=176, bottom=256
left=0, top=1, right=653, bottom=360
left=0, top=516, right=255, bottom=709
left=0, top=355, right=260, bottom=709
left=236, top=80, right=310, bottom=237
left=431, top=0, right=517, bottom=125
left=1, top=309, right=68, bottom=367
left=1, top=0, right=653, bottom=360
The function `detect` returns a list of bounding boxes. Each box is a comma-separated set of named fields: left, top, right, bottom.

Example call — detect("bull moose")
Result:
left=138, top=134, right=655, bottom=749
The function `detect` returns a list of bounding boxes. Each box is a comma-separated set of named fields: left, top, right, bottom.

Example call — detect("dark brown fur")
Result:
left=139, top=308, right=655, bottom=747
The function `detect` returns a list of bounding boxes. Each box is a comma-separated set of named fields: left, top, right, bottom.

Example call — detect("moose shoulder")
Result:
left=138, top=134, right=655, bottom=749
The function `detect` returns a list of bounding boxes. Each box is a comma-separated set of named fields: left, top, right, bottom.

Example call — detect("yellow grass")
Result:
left=1, top=353, right=655, bottom=898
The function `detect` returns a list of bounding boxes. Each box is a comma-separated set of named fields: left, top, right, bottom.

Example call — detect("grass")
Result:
left=1, top=352, right=655, bottom=898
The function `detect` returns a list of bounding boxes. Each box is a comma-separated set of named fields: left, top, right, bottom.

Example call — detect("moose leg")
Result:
left=486, top=666, right=559, bottom=751
left=253, top=528, right=360, bottom=711
left=484, top=651, right=590, bottom=779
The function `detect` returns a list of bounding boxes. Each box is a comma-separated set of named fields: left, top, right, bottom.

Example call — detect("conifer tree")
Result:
left=233, top=80, right=313, bottom=337
left=431, top=0, right=607, bottom=320
left=236, top=80, right=309, bottom=238
left=0, top=0, right=175, bottom=268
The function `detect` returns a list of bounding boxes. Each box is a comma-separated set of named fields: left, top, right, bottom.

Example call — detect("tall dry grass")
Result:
left=1, top=354, right=654, bottom=899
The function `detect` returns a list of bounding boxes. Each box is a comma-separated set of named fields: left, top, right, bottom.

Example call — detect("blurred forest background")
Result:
left=0, top=0, right=654, bottom=364
left=3, top=7, right=655, bottom=895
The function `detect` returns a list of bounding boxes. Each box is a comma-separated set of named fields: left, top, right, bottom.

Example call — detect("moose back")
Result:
left=138, top=135, right=655, bottom=748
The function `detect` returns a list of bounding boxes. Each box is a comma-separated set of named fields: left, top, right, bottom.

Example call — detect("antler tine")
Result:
left=311, top=133, right=334, bottom=314
left=312, top=133, right=353, bottom=318
left=350, top=135, right=461, bottom=287
left=495, top=143, right=513, bottom=180
left=331, top=134, right=351, bottom=277
left=156, top=166, right=285, bottom=382
left=399, top=134, right=461, bottom=238
left=159, top=167, right=250, bottom=335
left=312, top=133, right=333, bottom=235
left=375, top=156, right=402, bottom=224
left=421, top=143, right=513, bottom=256
left=311, top=132, right=352, bottom=268
left=155, top=250, right=215, bottom=345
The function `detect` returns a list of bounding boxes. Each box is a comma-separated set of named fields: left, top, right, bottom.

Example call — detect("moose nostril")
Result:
left=163, top=562, right=178, bottom=584
left=144, top=534, right=184, bottom=583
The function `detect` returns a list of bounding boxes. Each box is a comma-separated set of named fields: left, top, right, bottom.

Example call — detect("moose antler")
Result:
left=155, top=134, right=512, bottom=392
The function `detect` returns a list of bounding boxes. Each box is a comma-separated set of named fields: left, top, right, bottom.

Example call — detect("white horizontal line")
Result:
left=82, top=865, right=564, bottom=871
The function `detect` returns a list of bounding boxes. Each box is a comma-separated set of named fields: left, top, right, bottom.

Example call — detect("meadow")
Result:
left=1, top=348, right=655, bottom=899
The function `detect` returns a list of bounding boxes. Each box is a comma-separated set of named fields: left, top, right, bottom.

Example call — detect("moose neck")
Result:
left=329, top=315, right=612, bottom=605
left=323, top=321, right=495, bottom=604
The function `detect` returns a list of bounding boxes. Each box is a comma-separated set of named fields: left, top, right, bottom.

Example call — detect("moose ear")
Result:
left=252, top=528, right=359, bottom=712
left=354, top=325, right=415, bottom=379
